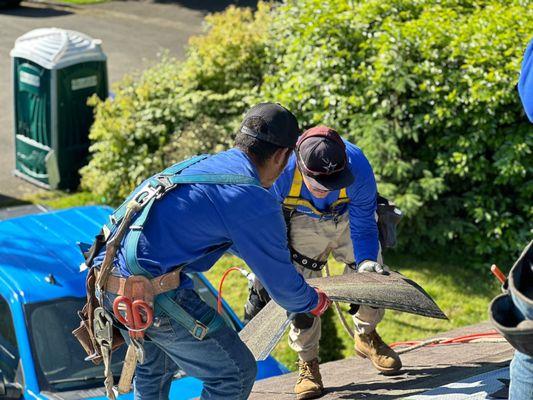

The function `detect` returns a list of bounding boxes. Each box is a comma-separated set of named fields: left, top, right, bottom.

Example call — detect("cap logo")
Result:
left=322, top=158, right=338, bottom=173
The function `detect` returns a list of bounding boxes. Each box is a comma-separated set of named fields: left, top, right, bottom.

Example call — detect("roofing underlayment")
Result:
left=249, top=322, right=513, bottom=400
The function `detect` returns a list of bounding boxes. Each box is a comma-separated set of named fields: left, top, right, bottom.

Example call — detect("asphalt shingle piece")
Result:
left=240, top=271, right=447, bottom=360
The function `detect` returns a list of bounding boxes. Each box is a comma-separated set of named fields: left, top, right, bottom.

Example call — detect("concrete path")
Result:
left=0, top=0, right=207, bottom=204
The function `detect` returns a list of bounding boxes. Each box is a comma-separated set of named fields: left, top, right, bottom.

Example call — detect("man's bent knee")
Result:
left=219, top=347, right=257, bottom=400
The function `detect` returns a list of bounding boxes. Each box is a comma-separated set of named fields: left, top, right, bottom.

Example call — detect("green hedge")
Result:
left=258, top=0, right=532, bottom=257
left=80, top=5, right=271, bottom=202
left=82, top=0, right=532, bottom=258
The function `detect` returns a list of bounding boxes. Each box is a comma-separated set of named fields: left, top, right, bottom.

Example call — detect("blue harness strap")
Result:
left=111, top=155, right=260, bottom=340
left=106, top=155, right=210, bottom=233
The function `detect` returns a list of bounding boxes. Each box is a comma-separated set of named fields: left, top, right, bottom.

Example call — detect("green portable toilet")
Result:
left=11, top=28, right=107, bottom=190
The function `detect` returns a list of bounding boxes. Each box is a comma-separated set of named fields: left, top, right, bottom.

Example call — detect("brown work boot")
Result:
left=294, top=358, right=324, bottom=400
left=354, top=330, right=402, bottom=374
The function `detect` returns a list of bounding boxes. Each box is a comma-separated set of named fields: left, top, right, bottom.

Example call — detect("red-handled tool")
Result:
left=490, top=264, right=507, bottom=285
left=113, top=296, right=153, bottom=339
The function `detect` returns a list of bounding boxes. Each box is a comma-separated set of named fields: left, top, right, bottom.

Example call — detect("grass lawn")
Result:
left=204, top=253, right=501, bottom=371
left=23, top=190, right=103, bottom=209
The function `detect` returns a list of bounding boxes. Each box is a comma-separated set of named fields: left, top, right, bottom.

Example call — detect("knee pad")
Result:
left=293, top=313, right=316, bottom=329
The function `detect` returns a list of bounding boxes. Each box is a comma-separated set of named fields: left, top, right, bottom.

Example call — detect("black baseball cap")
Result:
left=296, top=125, right=354, bottom=191
left=239, top=103, right=300, bottom=148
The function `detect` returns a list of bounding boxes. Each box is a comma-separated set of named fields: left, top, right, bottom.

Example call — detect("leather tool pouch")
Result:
left=376, top=195, right=403, bottom=248
left=120, top=276, right=156, bottom=340
left=73, top=233, right=125, bottom=365
left=72, top=268, right=125, bottom=364
left=123, top=275, right=155, bottom=308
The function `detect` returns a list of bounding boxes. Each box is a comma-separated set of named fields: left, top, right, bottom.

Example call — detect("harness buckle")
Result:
left=155, top=175, right=174, bottom=190
left=94, top=307, right=114, bottom=348
left=192, top=321, right=208, bottom=340
left=132, top=184, right=163, bottom=207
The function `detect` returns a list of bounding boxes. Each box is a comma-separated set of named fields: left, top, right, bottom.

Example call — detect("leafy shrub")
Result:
left=259, top=0, right=532, bottom=257
left=83, top=0, right=531, bottom=258
left=80, top=4, right=271, bottom=203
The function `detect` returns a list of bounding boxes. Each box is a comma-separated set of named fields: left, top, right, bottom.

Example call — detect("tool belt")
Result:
left=283, top=195, right=401, bottom=272
left=490, top=240, right=533, bottom=356
left=290, top=247, right=327, bottom=271
left=94, top=268, right=182, bottom=297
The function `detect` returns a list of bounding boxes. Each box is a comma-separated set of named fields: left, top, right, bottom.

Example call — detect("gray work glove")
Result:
left=357, top=260, right=389, bottom=274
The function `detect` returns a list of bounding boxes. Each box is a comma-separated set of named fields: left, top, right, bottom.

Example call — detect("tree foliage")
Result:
left=82, top=0, right=532, bottom=257
left=259, top=0, right=532, bottom=257
left=80, top=4, right=271, bottom=201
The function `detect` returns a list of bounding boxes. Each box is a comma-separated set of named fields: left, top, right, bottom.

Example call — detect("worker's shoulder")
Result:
left=343, top=139, right=372, bottom=171
left=185, top=149, right=279, bottom=212
left=213, top=180, right=277, bottom=212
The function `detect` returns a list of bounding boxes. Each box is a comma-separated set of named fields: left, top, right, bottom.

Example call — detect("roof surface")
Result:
left=0, top=206, right=110, bottom=304
left=250, top=322, right=513, bottom=399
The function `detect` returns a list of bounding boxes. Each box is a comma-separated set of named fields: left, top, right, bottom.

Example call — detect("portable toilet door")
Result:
left=11, top=28, right=107, bottom=190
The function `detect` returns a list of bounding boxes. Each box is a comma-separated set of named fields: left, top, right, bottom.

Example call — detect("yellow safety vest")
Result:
left=282, top=168, right=350, bottom=217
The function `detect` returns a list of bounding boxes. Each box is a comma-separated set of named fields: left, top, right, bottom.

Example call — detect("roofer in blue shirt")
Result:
left=243, top=125, right=402, bottom=399
left=519, top=39, right=533, bottom=122
left=507, top=38, right=533, bottom=400
left=83, top=103, right=332, bottom=400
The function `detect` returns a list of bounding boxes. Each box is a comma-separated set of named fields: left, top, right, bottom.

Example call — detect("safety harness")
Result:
left=74, top=154, right=261, bottom=399
left=282, top=168, right=351, bottom=271
left=283, top=168, right=349, bottom=219
left=281, top=168, right=403, bottom=272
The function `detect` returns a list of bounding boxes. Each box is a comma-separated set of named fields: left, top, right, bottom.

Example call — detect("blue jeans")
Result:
left=510, top=351, right=533, bottom=400
left=509, top=285, right=533, bottom=400
left=102, top=288, right=257, bottom=400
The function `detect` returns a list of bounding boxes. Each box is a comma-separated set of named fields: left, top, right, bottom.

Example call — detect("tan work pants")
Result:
left=287, top=212, right=384, bottom=362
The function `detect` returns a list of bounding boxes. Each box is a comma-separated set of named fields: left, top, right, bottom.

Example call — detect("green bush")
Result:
left=258, top=0, right=532, bottom=258
left=80, top=4, right=271, bottom=203
left=83, top=0, right=531, bottom=258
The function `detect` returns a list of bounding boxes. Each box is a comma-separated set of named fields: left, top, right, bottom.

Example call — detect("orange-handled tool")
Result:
left=490, top=264, right=507, bottom=284
left=113, top=296, right=153, bottom=339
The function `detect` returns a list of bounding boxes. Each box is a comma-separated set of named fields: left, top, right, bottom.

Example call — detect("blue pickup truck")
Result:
left=0, top=206, right=286, bottom=400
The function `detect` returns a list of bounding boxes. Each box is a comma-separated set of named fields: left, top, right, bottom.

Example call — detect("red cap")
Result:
left=296, top=126, right=354, bottom=191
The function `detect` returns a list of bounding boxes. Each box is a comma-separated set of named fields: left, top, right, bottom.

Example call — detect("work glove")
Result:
left=309, top=288, right=332, bottom=317
left=357, top=260, right=389, bottom=275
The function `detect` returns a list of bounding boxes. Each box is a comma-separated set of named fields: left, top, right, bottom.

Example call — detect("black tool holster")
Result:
left=490, top=240, right=533, bottom=356
left=376, top=195, right=402, bottom=248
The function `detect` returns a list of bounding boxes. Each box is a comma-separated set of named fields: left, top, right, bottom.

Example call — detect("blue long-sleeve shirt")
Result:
left=94, top=149, right=318, bottom=313
left=271, top=140, right=379, bottom=264
left=519, top=38, right=533, bottom=122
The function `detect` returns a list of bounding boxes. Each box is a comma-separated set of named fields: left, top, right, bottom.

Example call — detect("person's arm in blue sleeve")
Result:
left=346, top=153, right=380, bottom=264
left=226, top=198, right=318, bottom=313
left=518, top=39, right=533, bottom=122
